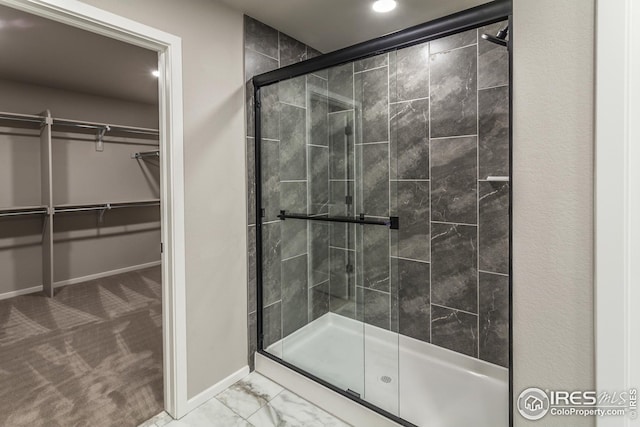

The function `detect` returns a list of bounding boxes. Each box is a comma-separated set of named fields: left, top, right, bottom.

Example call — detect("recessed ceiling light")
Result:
left=372, top=0, right=397, bottom=13
left=152, top=70, right=160, bottom=78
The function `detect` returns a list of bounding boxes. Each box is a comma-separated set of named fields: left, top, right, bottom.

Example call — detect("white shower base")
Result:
left=267, top=312, right=508, bottom=427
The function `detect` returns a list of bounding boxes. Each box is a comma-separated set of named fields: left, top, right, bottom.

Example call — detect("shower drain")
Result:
left=380, top=375, right=393, bottom=384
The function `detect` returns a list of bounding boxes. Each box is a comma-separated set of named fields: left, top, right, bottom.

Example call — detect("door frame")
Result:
left=0, top=0, right=189, bottom=418
left=595, top=0, right=640, bottom=425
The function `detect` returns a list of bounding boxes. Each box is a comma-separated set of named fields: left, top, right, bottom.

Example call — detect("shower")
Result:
left=482, top=24, right=509, bottom=47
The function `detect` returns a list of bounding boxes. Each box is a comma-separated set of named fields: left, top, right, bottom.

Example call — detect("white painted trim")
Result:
left=185, top=366, right=250, bottom=414
left=0, top=0, right=188, bottom=418
left=596, top=1, right=640, bottom=426
left=0, top=285, right=44, bottom=301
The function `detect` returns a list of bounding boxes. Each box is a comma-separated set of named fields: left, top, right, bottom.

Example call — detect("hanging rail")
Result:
left=0, top=111, right=47, bottom=129
left=54, top=199, right=160, bottom=214
left=278, top=210, right=400, bottom=230
left=52, top=118, right=159, bottom=137
left=0, top=206, right=48, bottom=218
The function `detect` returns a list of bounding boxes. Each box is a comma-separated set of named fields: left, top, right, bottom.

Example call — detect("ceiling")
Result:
left=0, top=5, right=158, bottom=105
left=217, top=0, right=493, bottom=52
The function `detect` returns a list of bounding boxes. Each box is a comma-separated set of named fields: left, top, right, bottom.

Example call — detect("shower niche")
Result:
left=253, top=2, right=511, bottom=426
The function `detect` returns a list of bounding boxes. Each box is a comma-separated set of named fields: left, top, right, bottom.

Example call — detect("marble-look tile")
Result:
left=430, top=28, right=477, bottom=54
left=279, top=76, right=306, bottom=108
left=354, top=67, right=389, bottom=143
left=431, top=305, right=478, bottom=358
left=262, top=222, right=281, bottom=306
left=244, top=16, right=279, bottom=59
left=309, top=222, right=330, bottom=286
left=362, top=226, right=390, bottom=292
left=329, top=248, right=356, bottom=319
left=247, top=389, right=350, bottom=427
left=329, top=111, right=355, bottom=180
left=308, top=146, right=329, bottom=214
left=389, top=43, right=429, bottom=102
left=431, top=223, right=477, bottom=313
left=393, top=258, right=430, bottom=342
left=391, top=180, right=430, bottom=262
left=479, top=85, right=509, bottom=178
left=308, top=75, right=328, bottom=147
left=478, top=22, right=509, bottom=89
left=245, top=51, right=278, bottom=138
left=280, top=181, right=307, bottom=259
left=247, top=137, right=256, bottom=225
left=354, top=53, right=388, bottom=73
left=361, top=288, right=391, bottom=330
left=479, top=272, right=509, bottom=367
left=261, top=139, right=280, bottom=222
left=390, top=98, right=429, bottom=180
left=248, top=227, right=257, bottom=313
left=280, top=181, right=306, bottom=213
left=260, top=84, right=281, bottom=141
left=356, top=143, right=389, bottom=217
left=328, top=63, right=354, bottom=112
left=248, top=311, right=257, bottom=370
left=310, top=281, right=330, bottom=321
left=279, top=32, right=307, bottom=67
left=430, top=45, right=477, bottom=138
left=307, top=47, right=329, bottom=79
left=282, top=255, right=308, bottom=336
left=138, top=412, right=172, bottom=427
left=329, top=182, right=355, bottom=248
left=431, top=136, right=477, bottom=224
left=279, top=104, right=306, bottom=181
left=263, top=301, right=282, bottom=348
left=216, top=373, right=284, bottom=419
left=166, top=396, right=250, bottom=427
left=479, top=181, right=509, bottom=274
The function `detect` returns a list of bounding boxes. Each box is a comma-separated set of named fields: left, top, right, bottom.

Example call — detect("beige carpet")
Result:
left=0, top=267, right=163, bottom=427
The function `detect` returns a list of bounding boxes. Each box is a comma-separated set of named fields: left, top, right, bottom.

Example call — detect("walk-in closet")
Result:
left=0, top=5, right=164, bottom=426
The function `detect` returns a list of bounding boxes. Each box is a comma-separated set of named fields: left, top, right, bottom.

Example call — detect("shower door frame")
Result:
left=253, top=1, right=514, bottom=425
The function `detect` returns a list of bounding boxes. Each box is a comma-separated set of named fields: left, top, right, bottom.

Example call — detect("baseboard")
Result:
left=185, top=365, right=249, bottom=414
left=0, top=260, right=162, bottom=300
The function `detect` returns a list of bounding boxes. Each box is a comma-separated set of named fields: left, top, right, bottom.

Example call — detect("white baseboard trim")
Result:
left=0, top=260, right=162, bottom=301
left=185, top=365, right=249, bottom=414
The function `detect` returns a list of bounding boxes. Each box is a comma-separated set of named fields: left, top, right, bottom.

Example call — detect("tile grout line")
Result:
left=476, top=27, right=481, bottom=359
left=431, top=302, right=478, bottom=317
left=428, top=38, right=433, bottom=345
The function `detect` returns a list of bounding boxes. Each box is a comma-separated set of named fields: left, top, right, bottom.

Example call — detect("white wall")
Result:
left=513, top=0, right=595, bottom=426
left=78, top=0, right=248, bottom=399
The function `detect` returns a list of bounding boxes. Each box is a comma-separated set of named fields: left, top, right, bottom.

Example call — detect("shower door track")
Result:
left=253, top=1, right=513, bottom=426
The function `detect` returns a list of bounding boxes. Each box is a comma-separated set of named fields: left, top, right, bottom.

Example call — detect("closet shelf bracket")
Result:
left=131, top=150, right=160, bottom=160
left=96, top=125, right=110, bottom=152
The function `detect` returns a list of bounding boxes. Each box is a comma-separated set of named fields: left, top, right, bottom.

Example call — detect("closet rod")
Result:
left=0, top=112, right=46, bottom=125
left=54, top=200, right=160, bottom=214
left=52, top=118, right=159, bottom=137
left=0, top=208, right=48, bottom=218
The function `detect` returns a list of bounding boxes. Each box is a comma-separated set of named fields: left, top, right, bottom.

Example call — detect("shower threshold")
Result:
left=265, top=313, right=508, bottom=427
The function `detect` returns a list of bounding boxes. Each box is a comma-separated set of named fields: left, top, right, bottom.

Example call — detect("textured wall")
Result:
left=512, top=0, right=595, bottom=425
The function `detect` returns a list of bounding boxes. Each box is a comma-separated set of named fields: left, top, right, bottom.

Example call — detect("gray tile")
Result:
left=479, top=272, right=509, bottom=367
left=263, top=301, right=282, bottom=348
left=279, top=32, right=307, bottom=67
left=248, top=311, right=257, bottom=370
left=245, top=48, right=278, bottom=83
left=282, top=255, right=308, bottom=336
left=308, top=146, right=329, bottom=214
left=430, top=28, right=477, bottom=54
left=329, top=112, right=355, bottom=180
left=362, top=226, right=390, bottom=292
left=390, top=98, right=430, bottom=180
left=329, top=248, right=356, bottom=319
left=261, top=139, right=280, bottom=222
left=281, top=220, right=307, bottom=261
left=329, top=183, right=355, bottom=249
left=308, top=75, right=329, bottom=147
left=262, top=222, right=281, bottom=306
left=362, top=288, right=390, bottom=330
left=430, top=45, right=477, bottom=138
left=308, top=47, right=329, bottom=79
left=479, top=86, right=509, bottom=178
left=479, top=181, right=509, bottom=274
left=393, top=258, right=430, bottom=342
left=478, top=22, right=509, bottom=89
left=431, top=223, right=477, bottom=313
left=244, top=16, right=279, bottom=59
left=310, top=281, right=330, bottom=321
left=280, top=181, right=306, bottom=213
left=391, top=181, right=430, bottom=262
left=389, top=43, right=429, bottom=102
left=356, top=143, right=389, bottom=217
left=279, top=76, right=306, bottom=108
left=248, top=227, right=257, bottom=313
left=261, top=84, right=281, bottom=140
left=247, top=137, right=256, bottom=225
left=309, top=223, right=330, bottom=286
left=280, top=104, right=306, bottom=181
left=354, top=53, right=388, bottom=73
left=431, top=136, right=477, bottom=224
left=354, top=67, right=389, bottom=144
left=328, top=63, right=354, bottom=112
left=431, top=305, right=478, bottom=358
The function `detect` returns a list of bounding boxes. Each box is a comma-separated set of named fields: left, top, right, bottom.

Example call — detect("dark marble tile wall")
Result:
left=244, top=15, right=325, bottom=370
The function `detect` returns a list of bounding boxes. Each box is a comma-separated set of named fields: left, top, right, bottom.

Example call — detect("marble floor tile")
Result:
left=247, top=389, right=350, bottom=427
left=166, top=398, right=250, bottom=427
left=216, top=372, right=284, bottom=419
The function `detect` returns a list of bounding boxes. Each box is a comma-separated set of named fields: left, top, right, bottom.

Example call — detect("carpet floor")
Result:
left=0, top=267, right=163, bottom=427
